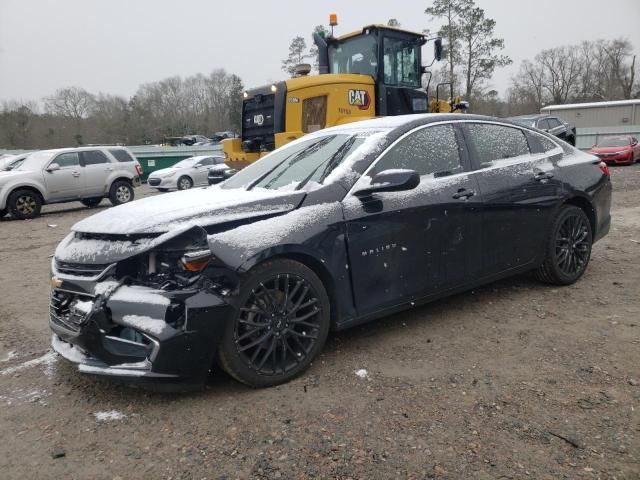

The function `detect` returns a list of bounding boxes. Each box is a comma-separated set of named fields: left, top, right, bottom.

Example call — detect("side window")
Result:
left=202, top=158, right=215, bottom=166
left=213, top=157, right=225, bottom=164
left=371, top=124, right=463, bottom=177
left=538, top=135, right=560, bottom=152
left=53, top=152, right=80, bottom=168
left=81, top=150, right=110, bottom=165
left=537, top=119, right=549, bottom=130
left=547, top=118, right=562, bottom=129
left=109, top=149, right=135, bottom=162
left=466, top=123, right=530, bottom=167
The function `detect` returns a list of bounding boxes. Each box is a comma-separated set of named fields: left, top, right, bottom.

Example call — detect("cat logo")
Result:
left=348, top=89, right=371, bottom=110
left=253, top=114, right=264, bottom=126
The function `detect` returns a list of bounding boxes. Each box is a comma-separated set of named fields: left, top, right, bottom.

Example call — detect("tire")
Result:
left=177, top=176, right=193, bottom=190
left=81, top=197, right=102, bottom=208
left=8, top=189, right=42, bottom=219
left=535, top=205, right=592, bottom=285
left=218, top=259, right=331, bottom=388
left=0, top=209, right=6, bottom=218
left=109, top=180, right=134, bottom=206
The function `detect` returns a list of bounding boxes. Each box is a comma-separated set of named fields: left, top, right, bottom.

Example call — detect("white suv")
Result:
left=0, top=146, right=142, bottom=219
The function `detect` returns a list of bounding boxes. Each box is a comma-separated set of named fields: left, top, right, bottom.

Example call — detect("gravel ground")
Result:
left=0, top=166, right=639, bottom=479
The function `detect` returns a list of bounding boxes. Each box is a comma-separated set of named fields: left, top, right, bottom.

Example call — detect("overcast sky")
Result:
left=1, top=0, right=639, bottom=104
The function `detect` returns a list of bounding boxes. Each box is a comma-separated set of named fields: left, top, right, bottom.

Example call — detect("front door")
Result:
left=343, top=123, right=483, bottom=316
left=43, top=152, right=84, bottom=201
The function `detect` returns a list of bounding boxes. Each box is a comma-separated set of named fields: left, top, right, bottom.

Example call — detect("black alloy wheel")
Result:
left=218, top=259, right=330, bottom=387
left=536, top=205, right=592, bottom=285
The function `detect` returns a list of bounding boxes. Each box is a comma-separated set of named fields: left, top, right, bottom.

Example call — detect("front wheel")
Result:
left=109, top=181, right=134, bottom=206
left=8, top=189, right=42, bottom=219
left=218, top=259, right=331, bottom=388
left=535, top=205, right=592, bottom=285
left=177, top=176, right=193, bottom=190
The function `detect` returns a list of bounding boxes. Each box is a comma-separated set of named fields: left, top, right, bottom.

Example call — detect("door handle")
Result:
left=71, top=172, right=81, bottom=177
left=452, top=188, right=475, bottom=200
left=534, top=171, right=554, bottom=181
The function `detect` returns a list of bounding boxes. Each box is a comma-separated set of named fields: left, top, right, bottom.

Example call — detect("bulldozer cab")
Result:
left=321, top=25, right=430, bottom=116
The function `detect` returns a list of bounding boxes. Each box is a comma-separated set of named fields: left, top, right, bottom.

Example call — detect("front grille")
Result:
left=242, top=93, right=275, bottom=151
left=148, top=178, right=161, bottom=186
left=55, top=260, right=110, bottom=278
left=50, top=290, right=93, bottom=332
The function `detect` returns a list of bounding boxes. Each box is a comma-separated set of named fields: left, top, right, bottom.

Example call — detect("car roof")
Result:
left=310, top=113, right=529, bottom=138
left=36, top=146, right=129, bottom=155
left=507, top=114, right=551, bottom=120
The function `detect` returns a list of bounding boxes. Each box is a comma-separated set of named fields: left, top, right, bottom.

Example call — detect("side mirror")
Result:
left=354, top=169, right=420, bottom=198
left=632, top=138, right=638, bottom=145
left=433, top=38, right=443, bottom=62
left=46, top=163, right=60, bottom=172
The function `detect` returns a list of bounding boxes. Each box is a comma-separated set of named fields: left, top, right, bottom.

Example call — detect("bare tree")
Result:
left=604, top=39, right=637, bottom=99
left=44, top=87, right=95, bottom=144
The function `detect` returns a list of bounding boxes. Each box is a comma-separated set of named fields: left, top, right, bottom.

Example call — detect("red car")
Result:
left=591, top=136, right=640, bottom=165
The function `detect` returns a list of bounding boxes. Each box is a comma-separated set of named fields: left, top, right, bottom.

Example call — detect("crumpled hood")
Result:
left=71, top=186, right=306, bottom=235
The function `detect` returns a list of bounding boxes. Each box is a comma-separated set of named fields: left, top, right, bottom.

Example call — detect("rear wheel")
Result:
left=177, top=176, right=193, bottom=190
left=218, top=259, right=331, bottom=388
left=109, top=181, right=134, bottom=206
left=81, top=197, right=102, bottom=208
left=536, top=205, right=592, bottom=285
left=8, top=189, right=42, bottom=219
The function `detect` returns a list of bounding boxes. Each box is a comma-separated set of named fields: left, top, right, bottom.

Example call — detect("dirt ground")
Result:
left=0, top=166, right=638, bottom=480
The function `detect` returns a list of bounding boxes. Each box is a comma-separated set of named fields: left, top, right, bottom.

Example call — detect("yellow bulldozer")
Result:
left=223, top=15, right=468, bottom=167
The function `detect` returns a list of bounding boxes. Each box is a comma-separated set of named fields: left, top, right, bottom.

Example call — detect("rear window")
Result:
left=109, top=149, right=135, bottom=162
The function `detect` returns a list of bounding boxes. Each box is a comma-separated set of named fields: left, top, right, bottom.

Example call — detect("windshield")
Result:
left=222, top=132, right=381, bottom=191
left=598, top=137, right=630, bottom=147
left=173, top=157, right=201, bottom=168
left=383, top=37, right=420, bottom=87
left=329, top=34, right=378, bottom=77
left=14, top=151, right=54, bottom=171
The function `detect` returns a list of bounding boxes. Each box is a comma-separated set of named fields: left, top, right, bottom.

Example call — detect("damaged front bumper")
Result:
left=48, top=261, right=234, bottom=385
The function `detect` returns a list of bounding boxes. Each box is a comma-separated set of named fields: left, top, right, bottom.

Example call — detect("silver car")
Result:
left=0, top=146, right=142, bottom=219
left=147, top=155, right=225, bottom=191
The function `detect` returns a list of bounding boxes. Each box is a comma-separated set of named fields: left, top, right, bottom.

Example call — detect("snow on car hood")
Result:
left=148, top=167, right=178, bottom=177
left=71, top=186, right=306, bottom=235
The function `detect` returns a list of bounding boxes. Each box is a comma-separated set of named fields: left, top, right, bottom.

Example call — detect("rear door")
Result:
left=80, top=150, right=113, bottom=196
left=343, top=122, right=483, bottom=315
left=461, top=122, right=562, bottom=276
left=43, top=152, right=84, bottom=201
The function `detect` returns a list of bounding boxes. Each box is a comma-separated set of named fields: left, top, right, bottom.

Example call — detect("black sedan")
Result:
left=207, top=164, right=237, bottom=185
left=49, top=114, right=611, bottom=388
left=508, top=114, right=577, bottom=146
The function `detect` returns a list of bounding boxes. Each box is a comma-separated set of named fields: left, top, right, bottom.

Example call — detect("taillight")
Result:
left=598, top=161, right=610, bottom=177
left=135, top=163, right=143, bottom=176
